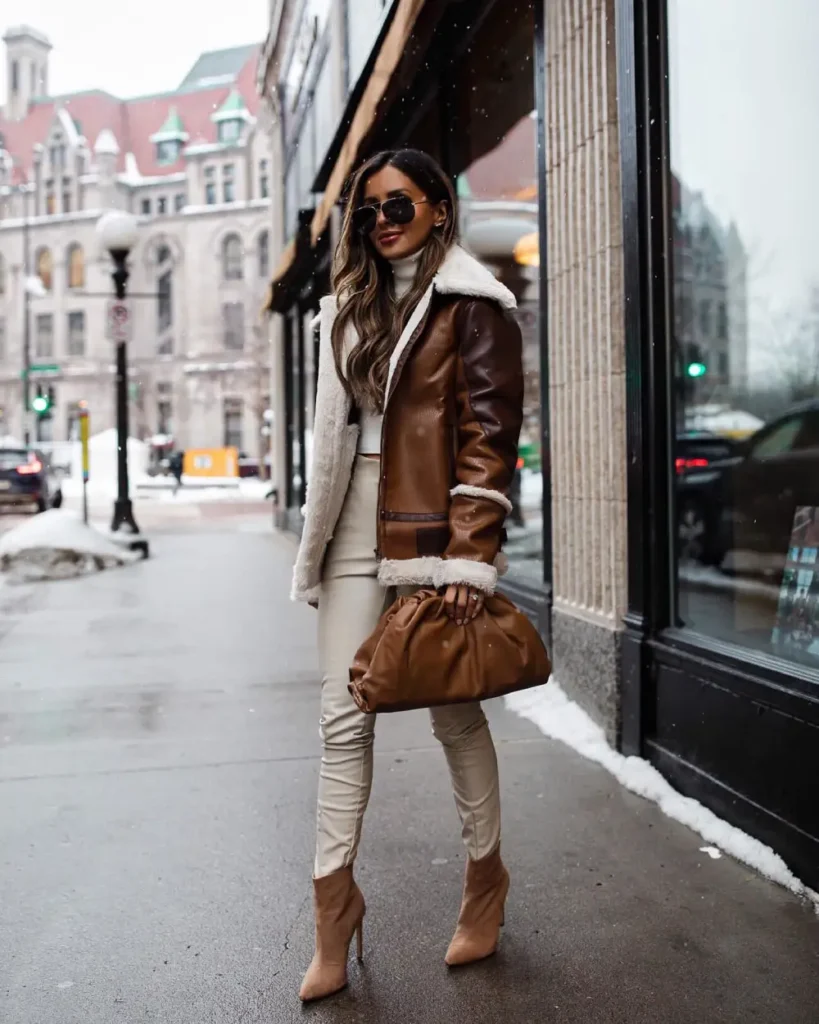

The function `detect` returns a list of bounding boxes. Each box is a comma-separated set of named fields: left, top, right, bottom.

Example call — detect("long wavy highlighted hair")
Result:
left=331, top=149, right=459, bottom=412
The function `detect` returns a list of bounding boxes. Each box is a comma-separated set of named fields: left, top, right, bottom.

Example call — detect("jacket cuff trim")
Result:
left=450, top=484, right=513, bottom=515
left=291, top=583, right=320, bottom=604
left=377, top=556, right=498, bottom=595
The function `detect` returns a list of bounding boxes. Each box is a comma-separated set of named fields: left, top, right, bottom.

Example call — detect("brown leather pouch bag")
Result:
left=348, top=588, right=551, bottom=713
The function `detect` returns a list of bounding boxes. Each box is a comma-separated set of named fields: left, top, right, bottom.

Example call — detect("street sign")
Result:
left=80, top=405, right=90, bottom=481
left=21, top=364, right=60, bottom=378
left=79, top=403, right=90, bottom=524
left=107, top=299, right=131, bottom=343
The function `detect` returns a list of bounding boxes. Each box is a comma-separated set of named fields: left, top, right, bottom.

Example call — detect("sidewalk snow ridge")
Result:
left=0, top=509, right=139, bottom=582
left=506, top=682, right=819, bottom=911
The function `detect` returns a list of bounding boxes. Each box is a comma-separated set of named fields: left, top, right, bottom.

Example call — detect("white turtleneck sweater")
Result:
left=358, top=249, right=423, bottom=455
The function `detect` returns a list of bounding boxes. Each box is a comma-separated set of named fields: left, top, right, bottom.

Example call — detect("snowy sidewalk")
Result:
left=1, top=526, right=817, bottom=1023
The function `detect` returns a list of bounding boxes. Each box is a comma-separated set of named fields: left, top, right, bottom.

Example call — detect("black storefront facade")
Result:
left=618, top=0, right=819, bottom=889
left=264, top=0, right=819, bottom=892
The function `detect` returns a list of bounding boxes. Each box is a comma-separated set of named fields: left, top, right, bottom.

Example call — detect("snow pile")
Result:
left=65, top=429, right=150, bottom=497
left=0, top=509, right=139, bottom=582
left=506, top=682, right=819, bottom=910
left=156, top=478, right=270, bottom=503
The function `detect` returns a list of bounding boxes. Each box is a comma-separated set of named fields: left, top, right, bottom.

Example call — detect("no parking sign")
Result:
left=107, top=299, right=131, bottom=343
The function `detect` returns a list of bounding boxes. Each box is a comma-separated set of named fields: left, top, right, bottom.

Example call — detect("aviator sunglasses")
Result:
left=351, top=195, right=433, bottom=236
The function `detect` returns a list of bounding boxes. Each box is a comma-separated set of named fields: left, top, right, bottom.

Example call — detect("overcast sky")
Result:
left=669, top=0, right=819, bottom=380
left=0, top=0, right=267, bottom=102
left=669, top=0, right=819, bottom=311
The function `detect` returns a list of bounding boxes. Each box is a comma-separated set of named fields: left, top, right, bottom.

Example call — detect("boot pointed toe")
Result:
left=445, top=846, right=509, bottom=968
left=298, top=867, right=365, bottom=1002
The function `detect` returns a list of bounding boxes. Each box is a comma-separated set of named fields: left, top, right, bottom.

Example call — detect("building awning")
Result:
left=309, top=0, right=429, bottom=245
left=261, top=239, right=296, bottom=314
left=262, top=208, right=321, bottom=314
left=261, top=238, right=296, bottom=313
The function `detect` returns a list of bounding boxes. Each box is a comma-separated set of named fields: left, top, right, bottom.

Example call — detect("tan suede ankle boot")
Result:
left=445, top=846, right=509, bottom=967
left=299, top=866, right=365, bottom=1002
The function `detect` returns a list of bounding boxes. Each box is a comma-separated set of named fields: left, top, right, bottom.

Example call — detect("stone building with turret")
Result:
left=0, top=25, right=272, bottom=459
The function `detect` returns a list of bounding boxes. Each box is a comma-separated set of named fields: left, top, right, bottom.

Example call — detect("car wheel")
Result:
left=51, top=490, right=63, bottom=509
left=36, top=496, right=47, bottom=513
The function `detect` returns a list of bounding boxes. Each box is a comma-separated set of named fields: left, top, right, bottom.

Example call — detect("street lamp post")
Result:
left=12, top=182, right=34, bottom=444
left=22, top=187, right=32, bottom=444
left=96, top=210, right=141, bottom=538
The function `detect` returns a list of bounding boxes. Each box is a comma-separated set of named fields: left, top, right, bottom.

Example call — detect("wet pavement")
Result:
left=1, top=519, right=818, bottom=1023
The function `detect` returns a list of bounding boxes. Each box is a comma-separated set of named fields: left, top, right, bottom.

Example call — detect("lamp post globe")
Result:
left=97, top=209, right=145, bottom=550
left=96, top=209, right=139, bottom=255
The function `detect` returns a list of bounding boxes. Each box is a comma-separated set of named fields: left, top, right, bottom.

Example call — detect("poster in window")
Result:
left=771, top=506, right=819, bottom=668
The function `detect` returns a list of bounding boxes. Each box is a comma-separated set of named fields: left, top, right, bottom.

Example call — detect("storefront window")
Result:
left=670, top=0, right=819, bottom=672
left=345, top=0, right=391, bottom=93
left=285, top=162, right=300, bottom=241
left=314, top=56, right=336, bottom=168
left=303, top=308, right=316, bottom=487
left=298, top=106, right=316, bottom=211
left=450, top=0, right=542, bottom=584
left=286, top=309, right=307, bottom=511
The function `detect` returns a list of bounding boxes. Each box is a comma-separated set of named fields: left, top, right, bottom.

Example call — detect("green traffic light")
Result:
left=31, top=395, right=50, bottom=414
left=686, top=361, right=707, bottom=379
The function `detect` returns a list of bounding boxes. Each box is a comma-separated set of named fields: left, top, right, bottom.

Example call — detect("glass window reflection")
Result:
left=670, top=0, right=819, bottom=672
left=450, top=0, right=542, bottom=583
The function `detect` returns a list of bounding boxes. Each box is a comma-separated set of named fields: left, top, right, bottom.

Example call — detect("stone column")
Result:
left=545, top=0, right=628, bottom=742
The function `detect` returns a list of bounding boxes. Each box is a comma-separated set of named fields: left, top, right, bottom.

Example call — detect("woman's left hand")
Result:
left=443, top=584, right=485, bottom=625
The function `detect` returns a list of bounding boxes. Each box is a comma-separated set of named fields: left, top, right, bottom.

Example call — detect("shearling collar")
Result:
left=432, top=244, right=517, bottom=310
left=312, top=244, right=517, bottom=327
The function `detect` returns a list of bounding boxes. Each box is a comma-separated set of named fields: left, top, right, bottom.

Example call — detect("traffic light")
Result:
left=685, top=343, right=707, bottom=380
left=31, top=384, right=54, bottom=416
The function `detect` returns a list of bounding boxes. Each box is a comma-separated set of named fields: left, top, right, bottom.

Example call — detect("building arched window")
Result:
left=258, top=231, right=269, bottom=279
left=67, top=243, right=85, bottom=289
left=36, top=247, right=53, bottom=291
left=222, top=233, right=243, bottom=281
left=156, top=245, right=174, bottom=349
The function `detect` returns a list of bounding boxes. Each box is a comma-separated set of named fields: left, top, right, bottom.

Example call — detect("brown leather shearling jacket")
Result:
left=373, top=293, right=523, bottom=593
left=291, top=244, right=523, bottom=602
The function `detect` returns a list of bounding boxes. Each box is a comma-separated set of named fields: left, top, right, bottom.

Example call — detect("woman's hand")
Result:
left=443, top=584, right=485, bottom=625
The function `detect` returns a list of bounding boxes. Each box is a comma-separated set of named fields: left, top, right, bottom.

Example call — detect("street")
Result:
left=1, top=507, right=818, bottom=1024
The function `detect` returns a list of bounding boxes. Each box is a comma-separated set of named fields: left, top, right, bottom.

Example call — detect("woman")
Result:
left=292, top=149, right=523, bottom=1002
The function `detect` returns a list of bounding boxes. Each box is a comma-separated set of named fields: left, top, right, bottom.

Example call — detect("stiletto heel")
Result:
left=356, top=918, right=364, bottom=962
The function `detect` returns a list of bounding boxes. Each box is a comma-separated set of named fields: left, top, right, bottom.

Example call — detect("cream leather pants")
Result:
left=315, top=456, right=501, bottom=877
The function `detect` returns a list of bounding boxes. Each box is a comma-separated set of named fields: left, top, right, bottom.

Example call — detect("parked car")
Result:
left=677, top=402, right=819, bottom=572
left=238, top=452, right=273, bottom=478
left=0, top=447, right=63, bottom=513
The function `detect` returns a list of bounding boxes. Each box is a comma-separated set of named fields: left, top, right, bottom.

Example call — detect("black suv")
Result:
left=0, top=447, right=63, bottom=513
left=676, top=403, right=819, bottom=572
